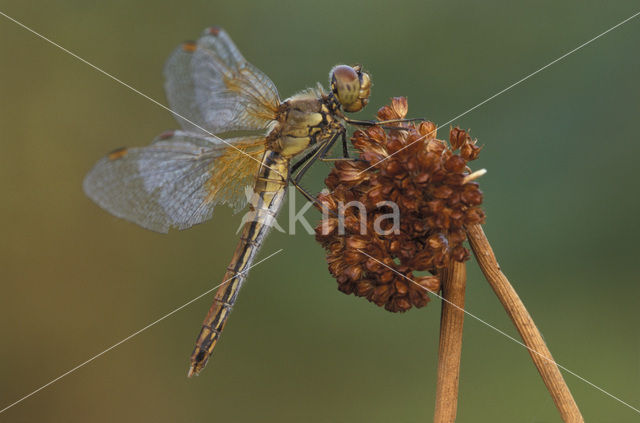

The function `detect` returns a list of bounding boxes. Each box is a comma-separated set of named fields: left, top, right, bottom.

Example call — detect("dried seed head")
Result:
left=315, top=98, right=485, bottom=312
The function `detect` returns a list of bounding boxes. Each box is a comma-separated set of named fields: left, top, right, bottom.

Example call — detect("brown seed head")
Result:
left=315, top=98, right=485, bottom=312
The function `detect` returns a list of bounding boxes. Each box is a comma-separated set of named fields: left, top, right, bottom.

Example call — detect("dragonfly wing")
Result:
left=164, top=27, right=280, bottom=135
left=83, top=130, right=264, bottom=233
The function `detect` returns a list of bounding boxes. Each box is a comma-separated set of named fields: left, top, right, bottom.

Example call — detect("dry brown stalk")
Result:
left=466, top=224, right=584, bottom=422
left=434, top=260, right=467, bottom=423
left=315, top=98, right=585, bottom=419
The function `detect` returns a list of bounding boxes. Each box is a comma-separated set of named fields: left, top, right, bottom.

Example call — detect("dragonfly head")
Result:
left=330, top=65, right=371, bottom=113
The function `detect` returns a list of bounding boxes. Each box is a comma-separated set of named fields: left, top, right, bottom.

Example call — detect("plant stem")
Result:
left=434, top=260, right=467, bottom=423
left=465, top=224, right=584, bottom=422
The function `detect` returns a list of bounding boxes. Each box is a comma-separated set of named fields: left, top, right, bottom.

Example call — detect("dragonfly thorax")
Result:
left=268, top=94, right=344, bottom=158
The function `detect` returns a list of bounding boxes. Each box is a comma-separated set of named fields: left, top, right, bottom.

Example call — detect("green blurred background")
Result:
left=1, top=1, right=638, bottom=421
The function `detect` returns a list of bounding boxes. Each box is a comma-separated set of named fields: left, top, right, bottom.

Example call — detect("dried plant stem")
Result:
left=434, top=260, right=467, bottom=423
left=466, top=224, right=583, bottom=422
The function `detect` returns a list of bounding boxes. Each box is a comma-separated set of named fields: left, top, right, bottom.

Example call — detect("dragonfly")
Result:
left=84, top=27, right=409, bottom=377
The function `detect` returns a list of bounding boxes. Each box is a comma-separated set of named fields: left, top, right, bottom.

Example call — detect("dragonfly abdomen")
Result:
left=188, top=151, right=289, bottom=377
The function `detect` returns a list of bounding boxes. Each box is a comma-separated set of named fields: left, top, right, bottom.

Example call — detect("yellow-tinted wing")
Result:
left=83, top=130, right=264, bottom=233
left=164, top=27, right=280, bottom=135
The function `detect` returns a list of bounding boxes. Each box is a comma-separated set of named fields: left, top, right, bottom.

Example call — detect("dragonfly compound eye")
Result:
left=330, top=65, right=371, bottom=113
left=330, top=65, right=361, bottom=111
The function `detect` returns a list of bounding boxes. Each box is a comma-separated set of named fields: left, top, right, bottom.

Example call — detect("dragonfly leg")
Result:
left=344, top=117, right=424, bottom=131
left=290, top=130, right=342, bottom=184
left=319, top=157, right=364, bottom=162
left=291, top=144, right=323, bottom=174
left=316, top=131, right=364, bottom=162
left=289, top=179, right=339, bottom=219
left=288, top=130, right=343, bottom=213
left=345, top=117, right=425, bottom=126
left=341, top=131, right=349, bottom=158
left=290, top=179, right=321, bottom=205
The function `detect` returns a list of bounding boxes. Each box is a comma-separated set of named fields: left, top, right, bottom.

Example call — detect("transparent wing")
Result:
left=164, top=27, right=280, bottom=135
left=83, top=130, right=265, bottom=233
